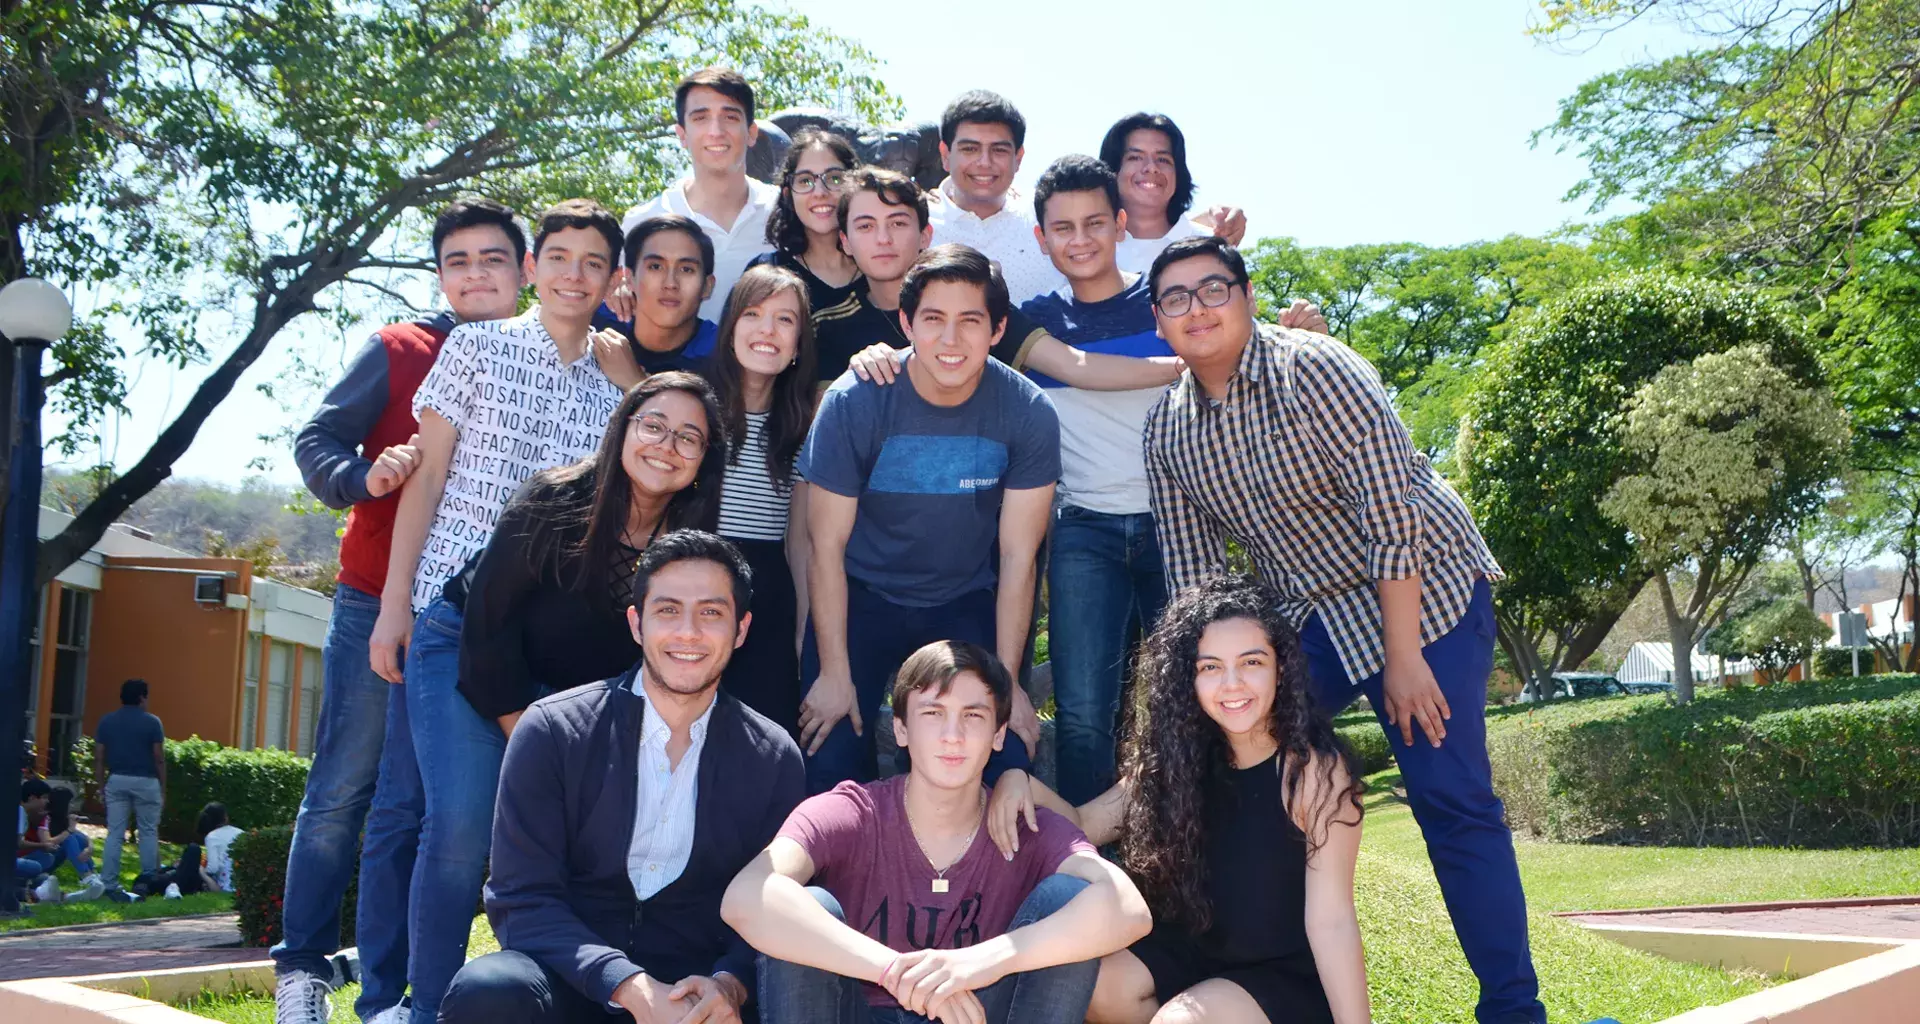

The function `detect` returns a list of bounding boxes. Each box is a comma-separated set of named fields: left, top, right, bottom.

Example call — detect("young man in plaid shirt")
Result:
left=1140, top=235, right=1545, bottom=1024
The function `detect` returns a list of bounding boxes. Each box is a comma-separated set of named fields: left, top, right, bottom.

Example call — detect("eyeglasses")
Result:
left=629, top=415, right=707, bottom=459
left=789, top=170, right=849, bottom=195
left=1153, top=279, right=1241, bottom=318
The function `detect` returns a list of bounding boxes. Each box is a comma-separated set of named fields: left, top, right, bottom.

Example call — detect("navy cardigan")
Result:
left=484, top=666, right=805, bottom=1012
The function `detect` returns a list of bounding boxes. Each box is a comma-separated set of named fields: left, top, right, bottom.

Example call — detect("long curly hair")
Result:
left=765, top=127, right=860, bottom=255
left=1118, top=574, right=1365, bottom=934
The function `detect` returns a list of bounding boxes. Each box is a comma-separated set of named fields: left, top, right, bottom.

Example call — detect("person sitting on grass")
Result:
left=722, top=640, right=1153, bottom=1024
left=19, top=780, right=101, bottom=887
left=987, top=575, right=1370, bottom=1024
left=200, top=803, right=244, bottom=893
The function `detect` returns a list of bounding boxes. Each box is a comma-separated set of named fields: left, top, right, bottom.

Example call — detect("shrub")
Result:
left=1336, top=720, right=1394, bottom=776
left=1814, top=648, right=1871, bottom=679
left=1490, top=674, right=1920, bottom=846
left=231, top=825, right=358, bottom=948
left=69, top=734, right=310, bottom=842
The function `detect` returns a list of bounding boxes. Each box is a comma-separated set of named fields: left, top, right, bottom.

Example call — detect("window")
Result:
left=46, top=589, right=92, bottom=778
left=298, top=647, right=323, bottom=756
left=265, top=641, right=293, bottom=750
left=240, top=637, right=260, bottom=751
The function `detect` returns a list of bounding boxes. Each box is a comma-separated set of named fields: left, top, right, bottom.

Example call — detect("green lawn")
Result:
left=3, top=834, right=234, bottom=933
left=176, top=775, right=1920, bottom=1023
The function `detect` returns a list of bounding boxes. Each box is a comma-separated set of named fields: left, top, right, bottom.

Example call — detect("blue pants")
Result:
left=799, top=581, right=1029, bottom=795
left=758, top=875, right=1097, bottom=1024
left=1300, top=578, right=1544, bottom=1024
left=274, top=583, right=392, bottom=980
left=1047, top=506, right=1167, bottom=805
left=358, top=598, right=507, bottom=1024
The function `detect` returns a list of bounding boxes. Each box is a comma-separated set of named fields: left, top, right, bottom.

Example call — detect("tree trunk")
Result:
left=1657, top=572, right=1698, bottom=704
left=1559, top=571, right=1650, bottom=672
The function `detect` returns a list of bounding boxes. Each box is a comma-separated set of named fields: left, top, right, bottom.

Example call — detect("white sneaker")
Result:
left=162, top=881, right=182, bottom=899
left=69, top=873, right=107, bottom=902
left=366, top=1005, right=407, bottom=1024
left=274, top=970, right=335, bottom=1024
left=32, top=876, right=63, bottom=904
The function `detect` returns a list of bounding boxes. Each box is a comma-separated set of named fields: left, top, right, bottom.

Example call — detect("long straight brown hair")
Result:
left=519, top=372, right=730, bottom=603
left=705, top=264, right=816, bottom=490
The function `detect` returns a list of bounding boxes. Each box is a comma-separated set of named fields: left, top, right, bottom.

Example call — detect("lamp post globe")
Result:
left=0, top=277, right=71, bottom=917
left=0, top=277, right=74, bottom=344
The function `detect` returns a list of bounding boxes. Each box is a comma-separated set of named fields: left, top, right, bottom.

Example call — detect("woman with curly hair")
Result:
left=747, top=127, right=863, bottom=338
left=988, top=575, right=1369, bottom=1024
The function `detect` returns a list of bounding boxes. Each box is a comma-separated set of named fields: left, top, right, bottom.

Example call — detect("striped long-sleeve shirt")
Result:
left=1142, top=324, right=1501, bottom=684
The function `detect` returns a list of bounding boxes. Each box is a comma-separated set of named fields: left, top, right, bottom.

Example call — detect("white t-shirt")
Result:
left=1116, top=216, right=1208, bottom=277
left=409, top=310, right=625, bottom=611
left=623, top=177, right=779, bottom=322
left=927, top=178, right=1067, bottom=306
left=203, top=825, right=244, bottom=892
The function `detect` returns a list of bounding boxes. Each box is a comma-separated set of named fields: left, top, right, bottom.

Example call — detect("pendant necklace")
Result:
left=907, top=789, right=984, bottom=894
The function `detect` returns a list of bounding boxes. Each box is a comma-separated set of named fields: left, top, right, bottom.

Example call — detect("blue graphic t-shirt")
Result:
left=1020, top=274, right=1170, bottom=514
left=799, top=357, right=1061, bottom=607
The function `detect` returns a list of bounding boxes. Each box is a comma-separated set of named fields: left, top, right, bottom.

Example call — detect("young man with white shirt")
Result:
left=925, top=91, right=1064, bottom=306
left=1098, top=112, right=1244, bottom=275
left=621, top=67, right=778, bottom=322
left=441, top=531, right=806, bottom=1024
left=361, top=199, right=628, bottom=1024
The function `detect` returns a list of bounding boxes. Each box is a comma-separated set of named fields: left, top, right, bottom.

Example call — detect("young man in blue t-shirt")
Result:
left=797, top=244, right=1060, bottom=794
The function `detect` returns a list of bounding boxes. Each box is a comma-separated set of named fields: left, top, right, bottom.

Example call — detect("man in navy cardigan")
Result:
left=441, top=531, right=805, bottom=1024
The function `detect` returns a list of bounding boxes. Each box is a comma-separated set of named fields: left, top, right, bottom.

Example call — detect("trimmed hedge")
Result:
left=70, top=734, right=310, bottom=842
left=1336, top=719, right=1395, bottom=776
left=1489, top=674, right=1920, bottom=847
left=232, top=824, right=357, bottom=948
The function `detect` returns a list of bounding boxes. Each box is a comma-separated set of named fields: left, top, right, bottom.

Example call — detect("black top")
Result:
left=810, top=282, right=1049, bottom=385
left=1195, top=753, right=1314, bottom=964
left=747, top=249, right=863, bottom=324
left=454, top=471, right=646, bottom=721
left=487, top=671, right=806, bottom=1014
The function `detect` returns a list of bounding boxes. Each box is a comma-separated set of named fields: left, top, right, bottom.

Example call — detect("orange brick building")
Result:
left=27, top=507, right=333, bottom=778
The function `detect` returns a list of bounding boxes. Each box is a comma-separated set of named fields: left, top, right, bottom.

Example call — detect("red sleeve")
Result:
left=776, top=782, right=873, bottom=879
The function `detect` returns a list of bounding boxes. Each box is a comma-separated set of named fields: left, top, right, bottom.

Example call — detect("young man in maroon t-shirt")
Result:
left=724, top=641, right=1150, bottom=1023
left=277, top=198, right=528, bottom=1024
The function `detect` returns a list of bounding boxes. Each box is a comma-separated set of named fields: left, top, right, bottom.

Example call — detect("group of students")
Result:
left=274, top=64, right=1545, bottom=1024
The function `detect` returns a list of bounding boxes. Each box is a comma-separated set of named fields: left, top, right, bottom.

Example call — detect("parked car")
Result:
left=1517, top=672, right=1631, bottom=703
left=1621, top=679, right=1676, bottom=696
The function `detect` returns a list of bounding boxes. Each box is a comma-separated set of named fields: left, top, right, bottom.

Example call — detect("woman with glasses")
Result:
left=453, top=372, right=729, bottom=738
left=749, top=128, right=863, bottom=331
left=703, top=264, right=818, bottom=732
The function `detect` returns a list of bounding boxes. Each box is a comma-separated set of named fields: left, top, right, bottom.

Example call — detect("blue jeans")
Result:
left=1300, top=578, right=1544, bottom=1024
left=274, top=583, right=392, bottom=980
left=758, top=875, right=1098, bottom=1024
left=404, top=598, right=507, bottom=1024
left=1047, top=506, right=1167, bottom=805
left=799, top=581, right=1030, bottom=795
left=22, top=832, right=94, bottom=877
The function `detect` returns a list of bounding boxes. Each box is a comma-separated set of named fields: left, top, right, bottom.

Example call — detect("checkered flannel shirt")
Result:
left=1143, top=323, right=1502, bottom=684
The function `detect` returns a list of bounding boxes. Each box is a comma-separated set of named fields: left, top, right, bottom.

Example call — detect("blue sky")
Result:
left=51, top=0, right=1691, bottom=488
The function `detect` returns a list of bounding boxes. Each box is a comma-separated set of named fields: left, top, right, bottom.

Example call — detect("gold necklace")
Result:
left=905, top=788, right=985, bottom=894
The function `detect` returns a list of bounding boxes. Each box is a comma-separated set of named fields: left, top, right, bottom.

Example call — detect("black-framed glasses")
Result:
left=789, top=170, right=849, bottom=195
left=1154, top=279, right=1241, bottom=317
left=629, top=415, right=706, bottom=459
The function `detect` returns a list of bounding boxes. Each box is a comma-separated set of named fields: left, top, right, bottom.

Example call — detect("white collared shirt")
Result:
left=927, top=178, right=1067, bottom=306
left=623, top=177, right=780, bottom=322
left=627, top=673, right=716, bottom=900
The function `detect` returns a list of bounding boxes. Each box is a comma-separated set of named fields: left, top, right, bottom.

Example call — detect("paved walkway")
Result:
left=0, top=913, right=263, bottom=982
left=1562, top=896, right=1920, bottom=940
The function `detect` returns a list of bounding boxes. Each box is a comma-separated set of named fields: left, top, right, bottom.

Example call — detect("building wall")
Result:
left=83, top=556, right=254, bottom=747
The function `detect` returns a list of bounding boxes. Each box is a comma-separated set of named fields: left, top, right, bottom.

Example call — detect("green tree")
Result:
left=3, top=0, right=894, bottom=586
left=1536, top=0, right=1920, bottom=464
left=1244, top=235, right=1599, bottom=458
left=1457, top=272, right=1823, bottom=696
left=1704, top=597, right=1835, bottom=686
left=1601, top=346, right=1849, bottom=701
